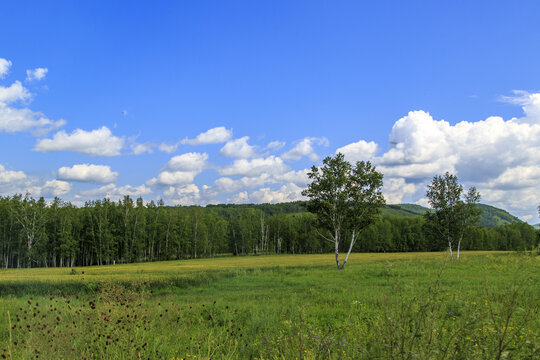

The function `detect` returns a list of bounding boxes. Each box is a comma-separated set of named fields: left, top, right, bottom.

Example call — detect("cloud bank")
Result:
left=58, top=164, right=118, bottom=183
left=35, top=126, right=124, bottom=156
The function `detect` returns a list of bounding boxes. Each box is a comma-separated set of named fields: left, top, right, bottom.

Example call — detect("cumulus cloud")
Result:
left=0, top=81, right=31, bottom=104
left=227, top=191, right=249, bottom=204
left=153, top=171, right=198, bottom=185
left=0, top=80, right=65, bottom=135
left=147, top=152, right=208, bottom=187
left=382, top=178, right=417, bottom=204
left=0, top=164, right=72, bottom=199
left=163, top=184, right=200, bottom=205
left=273, top=169, right=310, bottom=186
left=220, top=136, right=257, bottom=158
left=0, top=164, right=27, bottom=183
left=282, top=137, right=329, bottom=161
left=158, top=142, right=179, bottom=153
left=57, top=164, right=118, bottom=183
left=212, top=174, right=271, bottom=194
left=266, top=140, right=285, bottom=151
left=26, top=68, right=48, bottom=81
left=228, top=183, right=305, bottom=204
left=0, top=61, right=64, bottom=135
left=34, top=126, right=124, bottom=156
left=164, top=152, right=208, bottom=172
left=181, top=126, right=232, bottom=145
left=205, top=169, right=309, bottom=201
left=336, top=140, right=379, bottom=163
left=338, top=90, right=540, bottom=220
left=131, top=142, right=154, bottom=155
left=41, top=180, right=71, bottom=197
left=79, top=183, right=152, bottom=200
left=0, top=58, right=12, bottom=78
left=220, top=156, right=288, bottom=177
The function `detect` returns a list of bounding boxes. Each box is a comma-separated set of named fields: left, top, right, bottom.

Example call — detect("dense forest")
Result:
left=0, top=195, right=538, bottom=268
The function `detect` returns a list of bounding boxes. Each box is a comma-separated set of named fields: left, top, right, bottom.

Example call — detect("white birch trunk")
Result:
left=341, top=230, right=356, bottom=270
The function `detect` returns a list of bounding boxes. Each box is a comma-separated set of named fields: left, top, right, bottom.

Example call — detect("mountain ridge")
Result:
left=208, top=201, right=525, bottom=228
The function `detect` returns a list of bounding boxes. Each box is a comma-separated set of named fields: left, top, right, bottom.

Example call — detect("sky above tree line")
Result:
left=1, top=1, right=539, bottom=223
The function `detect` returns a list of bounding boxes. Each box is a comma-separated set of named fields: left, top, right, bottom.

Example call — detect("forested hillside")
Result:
left=0, top=195, right=537, bottom=268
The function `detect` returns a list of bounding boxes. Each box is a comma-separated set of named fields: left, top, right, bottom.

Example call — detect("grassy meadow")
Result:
left=1, top=252, right=539, bottom=359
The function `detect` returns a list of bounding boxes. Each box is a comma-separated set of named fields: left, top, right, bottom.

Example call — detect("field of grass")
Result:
left=1, top=251, right=539, bottom=359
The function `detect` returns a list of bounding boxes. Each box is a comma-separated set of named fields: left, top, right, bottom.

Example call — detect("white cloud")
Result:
left=158, top=142, right=179, bottom=153
left=57, top=164, right=118, bottom=183
left=273, top=169, right=310, bottom=186
left=80, top=183, right=152, bottom=199
left=163, top=184, right=200, bottom=205
left=154, top=171, right=198, bottom=185
left=282, top=137, right=329, bottom=161
left=212, top=174, right=271, bottom=194
left=164, top=152, right=208, bottom=172
left=0, top=58, right=12, bottom=78
left=231, top=183, right=305, bottom=204
left=0, top=106, right=66, bottom=135
left=148, top=152, right=208, bottom=187
left=204, top=168, right=309, bottom=202
left=0, top=164, right=27, bottom=183
left=0, top=164, right=72, bottom=199
left=25, top=68, right=48, bottom=82
left=266, top=140, right=285, bottom=151
left=228, top=191, right=249, bottom=204
left=485, top=165, right=540, bottom=190
left=338, top=90, right=540, bottom=220
left=41, top=180, right=71, bottom=197
left=382, top=178, right=417, bottom=204
left=220, top=156, right=288, bottom=177
left=336, top=140, right=379, bottom=163
left=181, top=126, right=232, bottom=145
left=0, top=81, right=30, bottom=105
left=0, top=80, right=65, bottom=135
left=131, top=142, right=154, bottom=155
left=34, top=126, right=124, bottom=156
left=220, top=136, right=257, bottom=158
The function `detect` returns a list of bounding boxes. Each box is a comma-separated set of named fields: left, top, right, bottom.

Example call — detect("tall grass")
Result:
left=1, top=252, right=538, bottom=359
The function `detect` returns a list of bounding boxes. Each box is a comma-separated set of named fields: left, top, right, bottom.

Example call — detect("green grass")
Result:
left=1, top=252, right=539, bottom=359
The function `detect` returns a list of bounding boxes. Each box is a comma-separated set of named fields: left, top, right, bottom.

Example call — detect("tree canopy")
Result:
left=424, top=172, right=482, bottom=260
left=302, top=153, right=385, bottom=269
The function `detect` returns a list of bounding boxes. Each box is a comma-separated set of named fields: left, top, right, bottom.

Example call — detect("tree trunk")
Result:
left=341, top=230, right=356, bottom=270
left=457, top=234, right=463, bottom=261
left=334, top=230, right=341, bottom=270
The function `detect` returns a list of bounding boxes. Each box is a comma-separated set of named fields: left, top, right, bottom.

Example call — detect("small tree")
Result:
left=424, top=172, right=481, bottom=260
left=302, top=153, right=385, bottom=270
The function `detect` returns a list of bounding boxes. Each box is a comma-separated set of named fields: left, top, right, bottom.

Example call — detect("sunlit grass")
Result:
left=0, top=251, right=506, bottom=282
left=1, top=251, right=537, bottom=359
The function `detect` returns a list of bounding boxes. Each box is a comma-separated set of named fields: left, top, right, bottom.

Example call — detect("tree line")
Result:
left=0, top=194, right=538, bottom=268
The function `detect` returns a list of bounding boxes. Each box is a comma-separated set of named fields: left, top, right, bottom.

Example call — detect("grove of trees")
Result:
left=302, top=154, right=385, bottom=269
left=0, top=194, right=538, bottom=269
left=424, top=172, right=481, bottom=260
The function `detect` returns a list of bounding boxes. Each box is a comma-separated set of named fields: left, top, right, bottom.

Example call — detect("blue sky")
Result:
left=1, top=1, right=540, bottom=223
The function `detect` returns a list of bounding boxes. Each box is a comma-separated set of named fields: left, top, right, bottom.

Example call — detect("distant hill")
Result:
left=382, top=204, right=429, bottom=217
left=533, top=223, right=540, bottom=230
left=381, top=203, right=522, bottom=228
left=476, top=204, right=523, bottom=227
left=209, top=202, right=523, bottom=229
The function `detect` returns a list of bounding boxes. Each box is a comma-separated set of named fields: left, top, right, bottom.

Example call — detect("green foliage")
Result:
left=0, top=193, right=537, bottom=269
left=301, top=153, right=385, bottom=268
left=424, top=172, right=482, bottom=259
left=1, top=253, right=538, bottom=359
left=477, top=204, right=523, bottom=228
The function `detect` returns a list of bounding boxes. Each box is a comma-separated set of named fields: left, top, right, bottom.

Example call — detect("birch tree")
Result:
left=424, top=172, right=481, bottom=260
left=11, top=193, right=48, bottom=267
left=302, top=153, right=385, bottom=270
